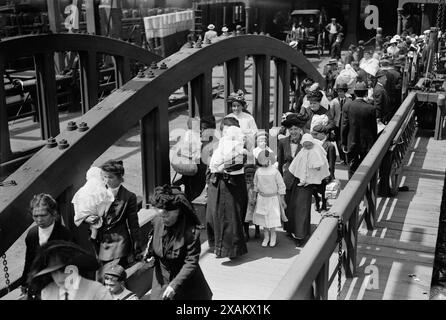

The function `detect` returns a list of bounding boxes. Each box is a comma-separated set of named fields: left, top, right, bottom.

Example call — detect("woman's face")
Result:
left=232, top=101, right=243, bottom=115
left=102, top=171, right=122, bottom=189
left=289, top=125, right=302, bottom=139
left=32, top=206, right=56, bottom=229
left=51, top=268, right=69, bottom=288
left=309, top=99, right=321, bottom=111
left=160, top=208, right=180, bottom=227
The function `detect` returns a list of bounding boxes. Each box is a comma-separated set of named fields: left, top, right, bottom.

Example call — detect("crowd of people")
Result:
left=17, top=25, right=433, bottom=300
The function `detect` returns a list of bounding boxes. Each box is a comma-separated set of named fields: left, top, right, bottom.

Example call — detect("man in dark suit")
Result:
left=96, top=160, right=141, bottom=280
left=341, top=82, right=378, bottom=179
left=372, top=70, right=392, bottom=124
left=21, top=193, right=73, bottom=297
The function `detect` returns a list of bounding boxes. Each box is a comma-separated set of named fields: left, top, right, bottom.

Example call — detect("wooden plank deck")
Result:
left=335, top=134, right=446, bottom=300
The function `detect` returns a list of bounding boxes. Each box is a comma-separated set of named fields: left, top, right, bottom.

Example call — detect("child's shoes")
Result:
left=269, top=231, right=277, bottom=247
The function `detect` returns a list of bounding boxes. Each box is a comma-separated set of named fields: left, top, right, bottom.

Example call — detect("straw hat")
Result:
left=221, top=26, right=228, bottom=32
left=207, top=24, right=215, bottom=30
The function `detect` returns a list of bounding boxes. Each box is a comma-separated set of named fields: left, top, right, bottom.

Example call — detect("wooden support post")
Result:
left=0, top=61, right=12, bottom=164
left=397, top=8, right=403, bottom=35
left=79, top=51, right=99, bottom=113
left=46, top=0, right=65, bottom=73
left=314, top=261, right=329, bottom=300
left=34, top=53, right=60, bottom=140
left=378, top=151, right=392, bottom=196
left=224, top=56, right=245, bottom=115
left=114, top=56, right=131, bottom=88
left=140, top=102, right=170, bottom=206
left=435, top=94, right=445, bottom=140
left=274, top=59, right=290, bottom=127
left=344, top=206, right=358, bottom=278
left=188, top=70, right=213, bottom=118
left=86, top=0, right=101, bottom=35
left=364, top=173, right=377, bottom=230
left=253, top=54, right=271, bottom=130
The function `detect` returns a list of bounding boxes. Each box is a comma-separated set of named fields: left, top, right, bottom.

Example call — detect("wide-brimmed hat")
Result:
left=327, top=59, right=338, bottom=65
left=32, top=241, right=99, bottom=278
left=207, top=24, right=215, bottom=30
left=358, top=40, right=365, bottom=45
left=221, top=26, right=228, bottom=32
left=336, top=82, right=349, bottom=91
left=281, top=113, right=308, bottom=128
left=331, top=17, right=336, bottom=21
left=354, top=82, right=368, bottom=92
left=227, top=90, right=246, bottom=105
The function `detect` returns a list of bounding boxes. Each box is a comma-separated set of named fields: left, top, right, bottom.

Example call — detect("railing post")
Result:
left=188, top=70, right=213, bottom=118
left=314, top=261, right=329, bottom=300
left=34, top=53, right=60, bottom=140
left=344, top=207, right=358, bottom=277
left=114, top=55, right=131, bottom=89
left=378, top=150, right=392, bottom=196
left=274, top=58, right=290, bottom=127
left=364, top=172, right=377, bottom=230
left=435, top=94, right=445, bottom=140
left=79, top=51, right=99, bottom=114
left=224, top=56, right=245, bottom=114
left=253, top=54, right=271, bottom=130
left=140, top=102, right=170, bottom=206
left=0, top=59, right=12, bottom=163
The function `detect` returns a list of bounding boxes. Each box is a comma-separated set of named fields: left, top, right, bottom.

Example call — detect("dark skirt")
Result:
left=206, top=173, right=248, bottom=258
left=284, top=179, right=313, bottom=240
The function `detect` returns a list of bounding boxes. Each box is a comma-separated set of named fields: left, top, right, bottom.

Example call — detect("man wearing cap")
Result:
left=204, top=24, right=217, bottom=42
left=325, top=18, right=343, bottom=48
left=372, top=70, right=391, bottom=124
left=341, top=82, right=378, bottom=179
left=103, top=264, right=138, bottom=300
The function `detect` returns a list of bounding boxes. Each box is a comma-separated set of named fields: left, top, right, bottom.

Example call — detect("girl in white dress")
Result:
left=289, top=134, right=330, bottom=186
left=252, top=150, right=288, bottom=247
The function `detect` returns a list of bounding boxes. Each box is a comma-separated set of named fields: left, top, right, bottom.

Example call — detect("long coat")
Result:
left=97, top=185, right=140, bottom=262
left=277, top=135, right=302, bottom=176
left=149, top=215, right=212, bottom=300
left=21, top=221, right=73, bottom=285
left=373, top=82, right=391, bottom=123
left=341, top=98, right=378, bottom=154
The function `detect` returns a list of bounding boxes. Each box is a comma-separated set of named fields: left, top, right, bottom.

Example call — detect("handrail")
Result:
left=0, top=34, right=324, bottom=258
left=269, top=91, right=417, bottom=299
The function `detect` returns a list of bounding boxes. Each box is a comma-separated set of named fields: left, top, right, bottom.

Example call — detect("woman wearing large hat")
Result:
left=145, top=185, right=212, bottom=300
left=27, top=240, right=112, bottom=300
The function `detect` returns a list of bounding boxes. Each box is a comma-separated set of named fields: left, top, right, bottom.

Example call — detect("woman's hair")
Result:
left=220, top=116, right=240, bottom=131
left=150, top=185, right=201, bottom=226
left=100, top=160, right=124, bottom=178
left=29, top=193, right=58, bottom=217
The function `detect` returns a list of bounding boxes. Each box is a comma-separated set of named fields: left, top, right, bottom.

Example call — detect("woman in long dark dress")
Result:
left=206, top=117, right=248, bottom=259
left=146, top=185, right=212, bottom=300
left=286, top=91, right=334, bottom=246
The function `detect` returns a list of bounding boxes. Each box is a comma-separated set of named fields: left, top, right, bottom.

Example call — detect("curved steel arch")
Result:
left=0, top=34, right=324, bottom=256
left=0, top=33, right=162, bottom=63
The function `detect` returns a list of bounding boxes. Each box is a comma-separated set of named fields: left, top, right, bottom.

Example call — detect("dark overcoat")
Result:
left=149, top=215, right=212, bottom=300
